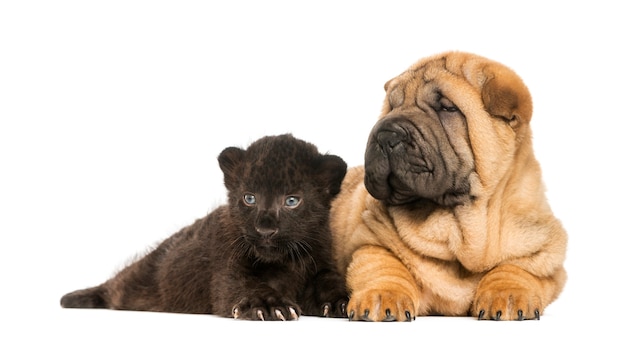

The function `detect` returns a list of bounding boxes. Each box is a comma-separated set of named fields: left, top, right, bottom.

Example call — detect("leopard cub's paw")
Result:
left=232, top=296, right=302, bottom=321
left=320, top=297, right=348, bottom=318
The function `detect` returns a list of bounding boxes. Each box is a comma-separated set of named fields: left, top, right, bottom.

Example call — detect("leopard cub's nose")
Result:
left=255, top=211, right=278, bottom=237
left=255, top=226, right=278, bottom=237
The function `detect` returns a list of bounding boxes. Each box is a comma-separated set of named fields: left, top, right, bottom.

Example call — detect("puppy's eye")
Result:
left=243, top=193, right=256, bottom=206
left=284, top=195, right=301, bottom=208
left=439, top=97, right=459, bottom=112
left=441, top=104, right=459, bottom=112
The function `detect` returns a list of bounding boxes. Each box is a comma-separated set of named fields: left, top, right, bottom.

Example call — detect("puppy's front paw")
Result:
left=347, top=289, right=416, bottom=322
left=232, top=296, right=301, bottom=321
left=472, top=265, right=544, bottom=321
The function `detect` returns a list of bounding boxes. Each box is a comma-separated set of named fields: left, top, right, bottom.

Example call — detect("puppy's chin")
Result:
left=365, top=172, right=420, bottom=206
left=366, top=173, right=471, bottom=207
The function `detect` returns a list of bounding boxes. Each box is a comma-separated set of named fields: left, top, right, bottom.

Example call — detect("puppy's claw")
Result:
left=256, top=310, right=264, bottom=321
left=275, top=309, right=285, bottom=321
left=358, top=309, right=374, bottom=321
left=341, top=303, right=347, bottom=315
left=517, top=310, right=524, bottom=321
left=405, top=310, right=413, bottom=321
left=349, top=310, right=355, bottom=321
left=534, top=309, right=540, bottom=320
left=382, top=308, right=396, bottom=322
left=478, top=309, right=485, bottom=320
left=495, top=311, right=502, bottom=321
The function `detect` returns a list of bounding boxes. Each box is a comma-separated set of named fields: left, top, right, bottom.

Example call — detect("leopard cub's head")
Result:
left=217, top=134, right=347, bottom=263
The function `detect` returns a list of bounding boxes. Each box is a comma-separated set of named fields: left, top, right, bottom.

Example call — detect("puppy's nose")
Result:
left=377, top=130, right=405, bottom=150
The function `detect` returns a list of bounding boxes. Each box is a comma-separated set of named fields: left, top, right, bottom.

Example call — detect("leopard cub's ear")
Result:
left=218, top=146, right=246, bottom=191
left=314, top=154, right=347, bottom=197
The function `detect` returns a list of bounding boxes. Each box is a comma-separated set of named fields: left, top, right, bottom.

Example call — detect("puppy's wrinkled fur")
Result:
left=330, top=51, right=567, bottom=321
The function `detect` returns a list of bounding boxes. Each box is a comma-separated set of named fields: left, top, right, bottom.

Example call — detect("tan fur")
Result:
left=330, top=51, right=567, bottom=321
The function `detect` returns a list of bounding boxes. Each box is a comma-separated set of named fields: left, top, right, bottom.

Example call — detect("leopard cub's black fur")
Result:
left=60, top=134, right=348, bottom=320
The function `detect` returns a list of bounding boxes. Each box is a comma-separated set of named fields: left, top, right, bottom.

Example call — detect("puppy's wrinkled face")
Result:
left=364, top=85, right=474, bottom=206
left=364, top=53, right=531, bottom=207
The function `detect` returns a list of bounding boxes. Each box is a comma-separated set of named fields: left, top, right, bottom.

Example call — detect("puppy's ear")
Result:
left=314, top=154, right=347, bottom=196
left=384, top=78, right=393, bottom=91
left=481, top=65, right=533, bottom=127
left=218, top=147, right=245, bottom=191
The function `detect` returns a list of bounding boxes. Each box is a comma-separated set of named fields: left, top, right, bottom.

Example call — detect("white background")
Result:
left=1, top=1, right=624, bottom=341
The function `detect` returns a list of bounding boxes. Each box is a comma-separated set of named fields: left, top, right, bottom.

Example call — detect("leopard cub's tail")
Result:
left=60, top=286, right=110, bottom=309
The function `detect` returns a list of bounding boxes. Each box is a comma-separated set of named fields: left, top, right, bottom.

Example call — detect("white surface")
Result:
left=1, top=1, right=623, bottom=341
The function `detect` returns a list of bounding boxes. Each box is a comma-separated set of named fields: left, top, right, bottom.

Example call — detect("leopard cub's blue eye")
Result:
left=243, top=193, right=256, bottom=205
left=284, top=195, right=301, bottom=208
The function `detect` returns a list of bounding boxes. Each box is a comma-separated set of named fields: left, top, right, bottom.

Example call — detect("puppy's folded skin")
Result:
left=330, top=51, right=567, bottom=321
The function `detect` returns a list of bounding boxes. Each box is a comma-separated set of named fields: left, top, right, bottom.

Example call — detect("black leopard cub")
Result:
left=60, top=134, right=348, bottom=320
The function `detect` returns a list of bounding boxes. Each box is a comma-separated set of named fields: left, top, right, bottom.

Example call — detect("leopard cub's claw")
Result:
left=232, top=306, right=240, bottom=319
left=288, top=306, right=299, bottom=320
left=322, top=303, right=330, bottom=317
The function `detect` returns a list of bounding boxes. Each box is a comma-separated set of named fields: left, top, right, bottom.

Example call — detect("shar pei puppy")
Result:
left=330, top=51, right=567, bottom=321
